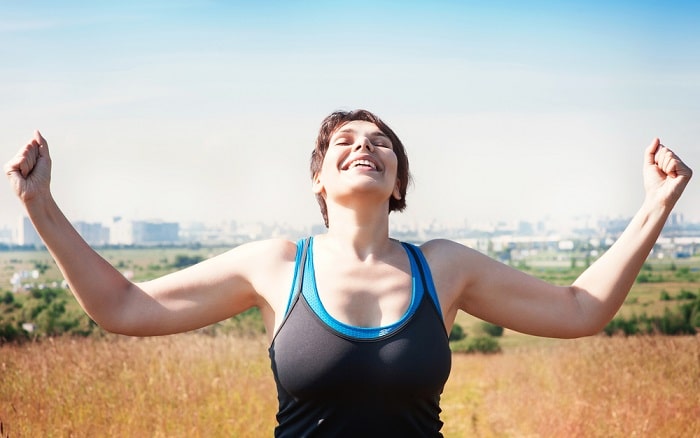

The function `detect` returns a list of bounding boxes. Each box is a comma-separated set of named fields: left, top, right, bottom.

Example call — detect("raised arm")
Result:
left=4, top=131, right=294, bottom=337
left=569, top=138, right=692, bottom=332
left=426, top=138, right=692, bottom=338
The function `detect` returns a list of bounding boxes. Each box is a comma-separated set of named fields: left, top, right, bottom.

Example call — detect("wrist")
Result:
left=637, top=195, right=674, bottom=230
left=23, top=192, right=58, bottom=220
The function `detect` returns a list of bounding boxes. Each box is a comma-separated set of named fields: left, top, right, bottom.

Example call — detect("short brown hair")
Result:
left=310, top=109, right=411, bottom=228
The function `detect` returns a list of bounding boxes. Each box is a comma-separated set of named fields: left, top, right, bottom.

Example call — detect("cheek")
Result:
left=314, top=156, right=340, bottom=187
left=386, top=152, right=400, bottom=175
left=320, top=159, right=337, bottom=178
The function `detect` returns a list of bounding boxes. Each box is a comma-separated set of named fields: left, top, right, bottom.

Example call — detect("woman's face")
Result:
left=313, top=120, right=401, bottom=208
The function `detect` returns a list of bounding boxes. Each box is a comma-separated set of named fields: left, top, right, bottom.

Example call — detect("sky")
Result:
left=1, top=0, right=699, bottom=230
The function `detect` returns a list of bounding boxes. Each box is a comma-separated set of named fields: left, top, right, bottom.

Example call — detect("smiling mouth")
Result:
left=343, top=159, right=379, bottom=171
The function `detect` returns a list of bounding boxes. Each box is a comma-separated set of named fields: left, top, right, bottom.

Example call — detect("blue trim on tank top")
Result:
left=282, top=239, right=306, bottom=319
left=405, top=242, right=444, bottom=321
left=302, top=237, right=426, bottom=339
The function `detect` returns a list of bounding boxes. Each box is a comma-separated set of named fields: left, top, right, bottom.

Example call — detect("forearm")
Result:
left=24, top=194, right=134, bottom=330
left=572, top=197, right=672, bottom=332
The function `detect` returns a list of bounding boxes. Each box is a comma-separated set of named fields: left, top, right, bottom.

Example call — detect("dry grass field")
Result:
left=2, top=248, right=698, bottom=436
left=1, top=334, right=698, bottom=437
left=443, top=336, right=700, bottom=437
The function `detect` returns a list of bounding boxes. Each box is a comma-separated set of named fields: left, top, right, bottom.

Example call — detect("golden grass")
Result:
left=442, top=335, right=700, bottom=437
left=0, top=335, right=277, bottom=437
left=1, top=335, right=698, bottom=437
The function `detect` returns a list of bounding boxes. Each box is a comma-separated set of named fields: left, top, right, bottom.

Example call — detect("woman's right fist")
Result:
left=4, top=130, right=53, bottom=203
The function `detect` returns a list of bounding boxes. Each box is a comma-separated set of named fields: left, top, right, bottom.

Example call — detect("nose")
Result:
left=353, top=137, right=374, bottom=152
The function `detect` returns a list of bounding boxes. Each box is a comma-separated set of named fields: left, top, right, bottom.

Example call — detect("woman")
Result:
left=4, top=109, right=693, bottom=436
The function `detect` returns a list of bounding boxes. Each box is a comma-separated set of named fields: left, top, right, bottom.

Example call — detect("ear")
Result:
left=392, top=178, right=402, bottom=200
left=312, top=172, right=325, bottom=196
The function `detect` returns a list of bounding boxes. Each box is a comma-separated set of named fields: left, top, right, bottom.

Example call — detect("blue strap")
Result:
left=401, top=243, right=444, bottom=320
left=281, top=237, right=309, bottom=318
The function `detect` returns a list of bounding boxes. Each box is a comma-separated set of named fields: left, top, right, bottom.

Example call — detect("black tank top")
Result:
left=269, top=238, right=452, bottom=437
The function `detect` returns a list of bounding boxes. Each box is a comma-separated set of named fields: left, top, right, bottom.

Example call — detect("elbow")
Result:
left=94, top=284, right=158, bottom=336
left=588, top=317, right=613, bottom=337
left=560, top=316, right=610, bottom=339
left=87, top=305, right=147, bottom=337
left=96, top=312, right=156, bottom=337
left=98, top=320, right=151, bottom=337
left=564, top=286, right=611, bottom=338
left=89, top=314, right=133, bottom=336
left=100, top=321, right=132, bottom=336
left=549, top=325, right=603, bottom=340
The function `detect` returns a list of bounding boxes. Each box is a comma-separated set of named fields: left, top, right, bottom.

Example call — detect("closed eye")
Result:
left=370, top=134, right=392, bottom=149
left=332, top=135, right=352, bottom=147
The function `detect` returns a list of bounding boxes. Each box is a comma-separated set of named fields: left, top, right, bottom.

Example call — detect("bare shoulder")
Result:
left=212, top=238, right=298, bottom=281
left=417, top=238, right=514, bottom=315
left=144, top=238, right=297, bottom=288
left=221, top=237, right=299, bottom=302
left=418, top=238, right=480, bottom=267
left=418, top=238, right=513, bottom=285
left=224, top=237, right=298, bottom=262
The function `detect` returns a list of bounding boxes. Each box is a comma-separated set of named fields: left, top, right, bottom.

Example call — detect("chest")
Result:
left=312, top=255, right=414, bottom=328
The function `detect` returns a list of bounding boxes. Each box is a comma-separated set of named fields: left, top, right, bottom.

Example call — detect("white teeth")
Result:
left=349, top=159, right=376, bottom=170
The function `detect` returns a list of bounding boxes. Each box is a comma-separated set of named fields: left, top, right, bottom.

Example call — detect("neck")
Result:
left=321, top=203, right=393, bottom=260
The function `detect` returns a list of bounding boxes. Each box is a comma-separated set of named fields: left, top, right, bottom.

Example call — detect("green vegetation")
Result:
left=480, top=321, right=504, bottom=337
left=449, top=322, right=503, bottom=354
left=170, top=254, right=205, bottom=269
left=604, top=296, right=699, bottom=336
left=1, top=247, right=699, bottom=346
left=0, top=246, right=258, bottom=344
left=0, top=285, right=265, bottom=343
left=448, top=322, right=465, bottom=341
left=0, top=287, right=99, bottom=343
left=450, top=335, right=502, bottom=354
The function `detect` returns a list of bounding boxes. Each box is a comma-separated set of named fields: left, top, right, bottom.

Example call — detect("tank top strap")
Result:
left=281, top=237, right=310, bottom=319
left=400, top=242, right=444, bottom=321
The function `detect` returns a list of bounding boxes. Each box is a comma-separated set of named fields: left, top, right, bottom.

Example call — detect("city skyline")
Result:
left=2, top=1, right=699, bottom=229
left=2, top=209, right=695, bottom=243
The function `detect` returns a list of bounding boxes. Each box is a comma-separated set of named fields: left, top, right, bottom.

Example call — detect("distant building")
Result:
left=18, top=216, right=42, bottom=247
left=668, top=212, right=684, bottom=227
left=110, top=217, right=179, bottom=245
left=74, top=221, right=110, bottom=246
left=517, top=221, right=534, bottom=236
left=135, top=221, right=179, bottom=245
left=0, top=226, right=13, bottom=245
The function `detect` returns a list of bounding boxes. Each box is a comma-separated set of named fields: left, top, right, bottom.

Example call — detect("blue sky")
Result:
left=2, top=1, right=699, bottom=229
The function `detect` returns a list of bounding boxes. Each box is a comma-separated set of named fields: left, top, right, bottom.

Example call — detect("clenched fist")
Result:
left=4, top=130, right=52, bottom=204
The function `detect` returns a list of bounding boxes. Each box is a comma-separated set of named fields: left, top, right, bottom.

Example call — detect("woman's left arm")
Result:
left=432, top=138, right=692, bottom=338
left=570, top=138, right=692, bottom=332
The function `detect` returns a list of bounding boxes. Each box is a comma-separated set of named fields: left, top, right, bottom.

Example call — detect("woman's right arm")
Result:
left=4, top=131, right=293, bottom=336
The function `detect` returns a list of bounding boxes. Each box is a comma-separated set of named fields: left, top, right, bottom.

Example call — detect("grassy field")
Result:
left=1, top=247, right=699, bottom=436
left=1, top=334, right=698, bottom=437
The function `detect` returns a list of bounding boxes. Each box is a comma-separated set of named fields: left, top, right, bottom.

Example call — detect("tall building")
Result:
left=18, top=216, right=42, bottom=247
left=668, top=212, right=684, bottom=227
